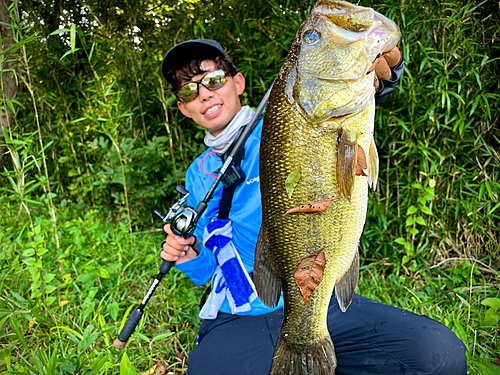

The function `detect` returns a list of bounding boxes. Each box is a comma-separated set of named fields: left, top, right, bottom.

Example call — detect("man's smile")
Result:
left=205, top=104, right=222, bottom=115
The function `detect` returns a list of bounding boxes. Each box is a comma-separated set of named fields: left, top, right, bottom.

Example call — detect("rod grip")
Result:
left=160, top=260, right=175, bottom=274
left=116, top=308, right=144, bottom=346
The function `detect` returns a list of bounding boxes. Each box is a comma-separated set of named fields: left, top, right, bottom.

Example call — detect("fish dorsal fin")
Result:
left=336, top=129, right=357, bottom=201
left=368, top=135, right=379, bottom=190
left=254, top=227, right=282, bottom=308
left=335, top=250, right=359, bottom=312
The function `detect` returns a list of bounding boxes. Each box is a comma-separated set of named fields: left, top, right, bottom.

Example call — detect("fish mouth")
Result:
left=329, top=113, right=351, bottom=120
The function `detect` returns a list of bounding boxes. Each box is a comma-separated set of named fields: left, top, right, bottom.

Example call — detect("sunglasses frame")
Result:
left=176, top=69, right=231, bottom=103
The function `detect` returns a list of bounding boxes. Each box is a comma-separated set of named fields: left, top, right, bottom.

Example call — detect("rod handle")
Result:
left=160, top=259, right=176, bottom=274
left=114, top=308, right=144, bottom=349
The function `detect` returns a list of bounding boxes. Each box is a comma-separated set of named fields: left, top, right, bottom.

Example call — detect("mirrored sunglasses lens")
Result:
left=202, top=71, right=227, bottom=90
left=177, top=83, right=198, bottom=102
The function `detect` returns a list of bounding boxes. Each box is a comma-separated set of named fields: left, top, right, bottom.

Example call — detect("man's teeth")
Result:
left=206, top=105, right=221, bottom=114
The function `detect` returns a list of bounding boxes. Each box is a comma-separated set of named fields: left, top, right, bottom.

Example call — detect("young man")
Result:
left=160, top=39, right=467, bottom=375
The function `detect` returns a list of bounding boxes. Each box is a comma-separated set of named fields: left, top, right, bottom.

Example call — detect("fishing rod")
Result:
left=113, top=85, right=273, bottom=350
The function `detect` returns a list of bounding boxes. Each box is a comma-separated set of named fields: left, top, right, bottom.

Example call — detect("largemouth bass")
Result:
left=254, top=1, right=401, bottom=374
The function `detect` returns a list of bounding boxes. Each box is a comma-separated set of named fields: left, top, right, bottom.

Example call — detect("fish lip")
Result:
left=203, top=103, right=222, bottom=115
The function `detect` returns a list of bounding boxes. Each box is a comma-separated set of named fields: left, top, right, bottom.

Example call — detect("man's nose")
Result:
left=198, top=84, right=213, bottom=101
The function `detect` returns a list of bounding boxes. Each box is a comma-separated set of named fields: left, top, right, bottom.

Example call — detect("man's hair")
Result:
left=165, top=53, right=237, bottom=91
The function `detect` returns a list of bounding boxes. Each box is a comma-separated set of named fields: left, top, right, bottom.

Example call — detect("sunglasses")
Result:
left=176, top=69, right=231, bottom=103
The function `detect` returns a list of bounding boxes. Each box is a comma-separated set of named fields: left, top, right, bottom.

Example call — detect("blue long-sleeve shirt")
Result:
left=176, top=118, right=284, bottom=315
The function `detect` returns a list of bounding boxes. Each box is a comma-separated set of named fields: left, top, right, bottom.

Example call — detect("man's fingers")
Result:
left=163, top=224, right=174, bottom=236
left=373, top=74, right=380, bottom=91
left=382, top=46, right=401, bottom=67
left=161, top=249, right=179, bottom=262
left=374, top=57, right=391, bottom=80
left=164, top=236, right=187, bottom=252
left=367, top=55, right=381, bottom=73
left=162, top=242, right=186, bottom=260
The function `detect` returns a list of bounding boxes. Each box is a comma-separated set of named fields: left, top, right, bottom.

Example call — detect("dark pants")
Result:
left=187, top=294, right=467, bottom=375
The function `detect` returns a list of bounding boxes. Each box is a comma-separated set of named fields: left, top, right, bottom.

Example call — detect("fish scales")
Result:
left=255, top=1, right=400, bottom=374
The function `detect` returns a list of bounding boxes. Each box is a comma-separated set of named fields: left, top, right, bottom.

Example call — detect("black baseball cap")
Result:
left=161, top=39, right=236, bottom=80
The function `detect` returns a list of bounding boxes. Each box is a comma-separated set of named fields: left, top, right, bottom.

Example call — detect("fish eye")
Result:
left=303, top=29, right=321, bottom=45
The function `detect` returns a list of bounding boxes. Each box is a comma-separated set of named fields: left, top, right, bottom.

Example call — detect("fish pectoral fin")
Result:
left=335, top=250, right=359, bottom=312
left=368, top=135, right=379, bottom=190
left=254, top=227, right=282, bottom=308
left=336, top=129, right=357, bottom=201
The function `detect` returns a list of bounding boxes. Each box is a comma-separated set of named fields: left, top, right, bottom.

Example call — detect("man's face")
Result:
left=177, top=60, right=245, bottom=136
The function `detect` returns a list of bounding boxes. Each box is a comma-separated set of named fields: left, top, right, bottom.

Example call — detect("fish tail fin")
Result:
left=269, top=334, right=337, bottom=375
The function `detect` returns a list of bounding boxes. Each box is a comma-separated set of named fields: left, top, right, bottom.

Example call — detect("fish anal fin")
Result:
left=368, top=136, right=379, bottom=190
left=254, top=227, right=282, bottom=308
left=336, top=129, right=357, bottom=201
left=335, top=250, right=359, bottom=312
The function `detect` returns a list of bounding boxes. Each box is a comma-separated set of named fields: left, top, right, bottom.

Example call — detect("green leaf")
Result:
left=98, top=268, right=110, bottom=279
left=34, top=225, right=41, bottom=235
left=60, top=47, right=80, bottom=60
left=49, top=28, right=70, bottom=36
left=50, top=326, right=84, bottom=340
left=420, top=205, right=433, bottom=216
left=451, top=320, right=469, bottom=352
left=22, top=257, right=37, bottom=267
left=45, top=285, right=56, bottom=294
left=285, top=166, right=301, bottom=199
left=394, top=237, right=406, bottom=245
left=409, top=228, right=419, bottom=235
left=70, top=24, right=76, bottom=50
left=481, top=297, right=500, bottom=309
left=402, top=255, right=409, bottom=265
left=152, top=332, right=176, bottom=341
left=9, top=316, right=30, bottom=352
left=412, top=183, right=423, bottom=190
left=405, top=217, right=415, bottom=226
left=43, top=273, right=55, bottom=283
left=22, top=249, right=35, bottom=257
left=78, top=332, right=99, bottom=353
left=120, top=352, right=138, bottom=375
left=482, top=307, right=499, bottom=327
left=406, top=205, right=418, bottom=215
left=429, top=179, right=436, bottom=188
left=46, top=296, right=56, bottom=306
left=415, top=217, right=426, bottom=226
left=106, top=301, right=119, bottom=320
left=38, top=247, right=48, bottom=256
left=469, top=359, right=500, bottom=375
left=403, top=242, right=412, bottom=252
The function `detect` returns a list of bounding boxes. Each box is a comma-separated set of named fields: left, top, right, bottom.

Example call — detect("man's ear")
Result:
left=178, top=101, right=192, bottom=119
left=233, top=73, right=245, bottom=96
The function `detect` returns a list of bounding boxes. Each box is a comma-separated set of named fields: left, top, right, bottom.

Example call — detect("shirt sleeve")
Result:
left=375, top=53, right=404, bottom=105
left=173, top=161, right=217, bottom=286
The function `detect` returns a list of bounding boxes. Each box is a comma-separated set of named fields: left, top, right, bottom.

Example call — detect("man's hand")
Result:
left=161, top=224, right=198, bottom=264
left=369, top=46, right=402, bottom=91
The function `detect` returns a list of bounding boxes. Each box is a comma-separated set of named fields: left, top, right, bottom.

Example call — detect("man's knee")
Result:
left=410, top=319, right=467, bottom=375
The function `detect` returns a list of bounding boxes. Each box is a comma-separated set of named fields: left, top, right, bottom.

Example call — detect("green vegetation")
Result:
left=0, top=0, right=498, bottom=373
